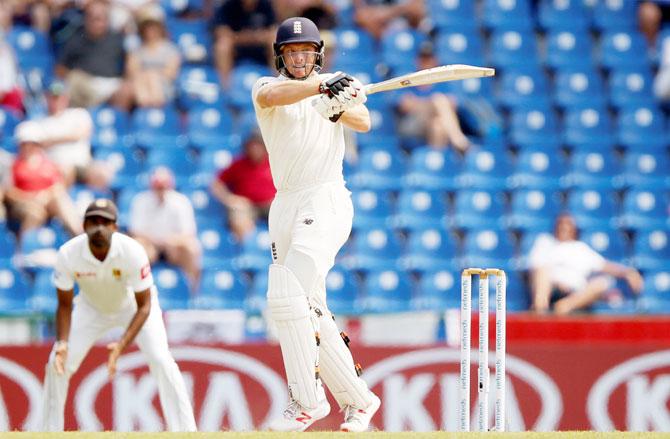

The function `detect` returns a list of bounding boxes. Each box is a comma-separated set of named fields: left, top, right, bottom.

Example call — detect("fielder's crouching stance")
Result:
left=253, top=17, right=380, bottom=432
left=42, top=199, right=196, bottom=432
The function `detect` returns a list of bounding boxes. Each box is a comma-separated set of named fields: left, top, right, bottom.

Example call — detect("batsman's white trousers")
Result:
left=268, top=181, right=375, bottom=409
left=42, top=294, right=196, bottom=432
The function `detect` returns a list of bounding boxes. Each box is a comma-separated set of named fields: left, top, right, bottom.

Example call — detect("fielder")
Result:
left=42, top=199, right=196, bottom=432
left=253, top=17, right=380, bottom=432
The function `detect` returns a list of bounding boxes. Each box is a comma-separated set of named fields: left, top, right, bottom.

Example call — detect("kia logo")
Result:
left=0, top=356, right=42, bottom=431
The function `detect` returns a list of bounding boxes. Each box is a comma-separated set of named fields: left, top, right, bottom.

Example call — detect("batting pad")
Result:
left=318, top=311, right=374, bottom=409
left=267, top=264, right=324, bottom=409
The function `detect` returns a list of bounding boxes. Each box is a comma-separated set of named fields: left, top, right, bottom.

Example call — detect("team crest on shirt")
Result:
left=140, top=264, right=151, bottom=279
left=112, top=269, right=122, bottom=280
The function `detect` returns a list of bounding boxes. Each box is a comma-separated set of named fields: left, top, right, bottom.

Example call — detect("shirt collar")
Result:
left=83, top=232, right=119, bottom=264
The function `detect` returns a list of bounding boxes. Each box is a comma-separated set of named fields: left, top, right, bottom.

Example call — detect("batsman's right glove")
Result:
left=313, top=93, right=345, bottom=122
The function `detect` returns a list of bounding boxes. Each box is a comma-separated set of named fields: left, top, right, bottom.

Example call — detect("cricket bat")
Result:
left=364, top=64, right=495, bottom=95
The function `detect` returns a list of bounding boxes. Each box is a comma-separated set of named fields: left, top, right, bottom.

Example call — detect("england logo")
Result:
left=293, top=21, right=302, bottom=34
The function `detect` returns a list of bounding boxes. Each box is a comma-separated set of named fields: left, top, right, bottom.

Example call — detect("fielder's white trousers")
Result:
left=42, top=294, right=196, bottom=432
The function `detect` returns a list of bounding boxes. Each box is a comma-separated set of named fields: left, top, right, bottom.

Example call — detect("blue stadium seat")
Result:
left=348, top=148, right=406, bottom=191
left=145, top=149, right=199, bottom=187
left=404, top=147, right=461, bottom=191
left=457, top=149, right=512, bottom=190
left=608, top=68, right=656, bottom=109
left=617, top=105, right=669, bottom=151
left=362, top=268, right=413, bottom=313
left=345, top=228, right=403, bottom=271
left=471, top=270, right=529, bottom=312
left=381, top=29, right=429, bottom=74
left=357, top=94, right=398, bottom=151
left=195, top=148, right=242, bottom=189
left=193, top=268, right=248, bottom=310
left=187, top=105, right=236, bottom=151
left=507, top=189, right=563, bottom=232
left=427, top=0, right=477, bottom=30
left=132, top=107, right=187, bottom=149
left=509, top=106, right=561, bottom=150
left=563, top=106, right=615, bottom=149
left=7, top=26, right=53, bottom=84
left=93, top=148, right=146, bottom=191
left=161, top=0, right=203, bottom=16
left=482, top=0, right=533, bottom=31
left=177, top=65, right=224, bottom=109
left=545, top=30, right=594, bottom=71
left=592, top=0, right=637, bottom=32
left=325, top=265, right=362, bottom=316
left=331, top=28, right=378, bottom=69
left=489, top=29, right=539, bottom=70
left=351, top=189, right=394, bottom=229
left=600, top=31, right=648, bottom=70
left=0, top=106, right=21, bottom=146
left=462, top=229, right=517, bottom=270
left=538, top=0, right=590, bottom=31
left=400, top=228, right=459, bottom=272
left=89, top=106, right=131, bottom=150
left=511, top=149, right=568, bottom=190
left=553, top=68, right=606, bottom=109
left=566, top=189, right=620, bottom=229
left=435, top=29, right=485, bottom=66
left=565, top=150, right=624, bottom=189
left=0, top=267, right=31, bottom=315
left=632, top=230, right=670, bottom=271
left=580, top=228, right=629, bottom=263
left=451, top=190, right=506, bottom=230
left=185, top=187, right=227, bottom=228
left=619, top=189, right=669, bottom=231
left=245, top=270, right=267, bottom=313
left=29, top=269, right=57, bottom=314
left=236, top=227, right=272, bottom=272
left=0, top=228, right=16, bottom=263
left=415, top=269, right=459, bottom=310
left=154, top=265, right=190, bottom=310
left=622, top=152, right=670, bottom=189
left=198, top=227, right=239, bottom=269
left=445, top=75, right=494, bottom=100
left=639, top=270, right=670, bottom=314
left=228, top=64, right=274, bottom=110
left=167, top=19, right=211, bottom=64
left=20, top=226, right=63, bottom=256
left=392, top=189, right=447, bottom=230
left=498, top=68, right=552, bottom=110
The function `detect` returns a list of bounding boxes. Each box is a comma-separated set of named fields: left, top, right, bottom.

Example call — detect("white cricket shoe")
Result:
left=268, top=398, right=330, bottom=432
left=340, top=393, right=381, bottom=432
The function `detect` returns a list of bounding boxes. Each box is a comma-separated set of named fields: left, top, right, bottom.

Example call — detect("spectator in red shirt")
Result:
left=3, top=121, right=82, bottom=240
left=210, top=130, right=275, bottom=240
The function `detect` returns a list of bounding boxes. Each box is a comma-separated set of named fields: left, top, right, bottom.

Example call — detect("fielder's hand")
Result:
left=53, top=340, right=67, bottom=375
left=313, top=93, right=345, bottom=122
left=107, top=342, right=122, bottom=379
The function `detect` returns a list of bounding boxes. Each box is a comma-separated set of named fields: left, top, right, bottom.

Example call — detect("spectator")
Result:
left=10, top=0, right=51, bottom=33
left=56, top=0, right=132, bottom=109
left=528, top=213, right=644, bottom=315
left=3, top=121, right=82, bottom=240
left=395, top=42, right=471, bottom=151
left=126, top=5, right=181, bottom=108
left=639, top=1, right=669, bottom=50
left=353, top=0, right=424, bottom=40
left=273, top=0, right=337, bottom=27
left=36, top=79, right=113, bottom=189
left=0, top=26, right=24, bottom=115
left=129, top=167, right=201, bottom=291
left=211, top=0, right=276, bottom=84
left=210, top=130, right=275, bottom=241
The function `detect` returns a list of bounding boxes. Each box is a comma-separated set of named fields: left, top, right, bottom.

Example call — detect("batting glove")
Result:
left=313, top=93, right=345, bottom=122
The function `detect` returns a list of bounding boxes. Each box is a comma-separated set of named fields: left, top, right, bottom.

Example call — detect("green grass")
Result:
left=0, top=433, right=668, bottom=439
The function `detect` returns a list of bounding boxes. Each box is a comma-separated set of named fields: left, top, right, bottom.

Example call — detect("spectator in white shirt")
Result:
left=528, top=213, right=644, bottom=315
left=129, top=166, right=201, bottom=291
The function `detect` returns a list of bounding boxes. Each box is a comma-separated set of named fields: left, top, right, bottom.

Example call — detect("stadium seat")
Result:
left=415, top=269, right=460, bottom=310
left=177, top=65, right=225, bottom=110
left=538, top=0, right=590, bottom=31
left=0, top=267, right=31, bottom=315
left=245, top=270, right=267, bottom=313
left=619, top=189, right=669, bottom=231
left=592, top=0, right=637, bottom=32
left=185, top=187, right=227, bottom=229
left=445, top=75, right=494, bottom=100
left=470, top=270, right=529, bottom=312
left=435, top=29, right=485, bottom=66
left=622, top=152, right=670, bottom=189
left=0, top=106, right=21, bottom=146
left=228, top=63, right=274, bottom=110
left=608, top=68, right=656, bottom=109
left=404, top=147, right=462, bottom=191
left=132, top=107, right=187, bottom=149
left=553, top=68, right=606, bottom=109
left=348, top=148, right=406, bottom=191
left=89, top=106, right=131, bottom=150
left=400, top=228, right=460, bottom=272
left=325, top=265, right=362, bottom=316
left=632, top=230, right=670, bottom=271
left=392, top=189, right=447, bottom=230
left=565, top=150, right=624, bottom=190
left=145, top=148, right=199, bottom=187
left=356, top=94, right=398, bottom=151
left=462, top=229, right=517, bottom=270
left=457, top=149, right=512, bottom=190
left=545, top=30, right=594, bottom=71
left=0, top=228, right=16, bottom=264
left=93, top=148, right=146, bottom=191
left=509, top=106, right=562, bottom=151
left=198, top=227, right=239, bottom=269
left=498, top=68, right=552, bottom=110
left=566, top=189, right=620, bottom=229
left=580, top=228, right=629, bottom=263
left=69, top=185, right=113, bottom=217
left=167, top=19, right=212, bottom=64
left=20, top=226, right=63, bottom=256
left=489, top=29, right=539, bottom=70
left=600, top=31, right=648, bottom=70
left=153, top=265, right=190, bottom=310
left=482, top=0, right=533, bottom=31
left=195, top=147, right=242, bottom=189
left=351, top=189, right=394, bottom=230
left=507, top=189, right=563, bottom=232
left=427, top=0, right=477, bottom=31
left=161, top=0, right=203, bottom=16
left=451, top=190, right=506, bottom=230
left=29, top=269, right=57, bottom=314
left=7, top=26, right=53, bottom=84
left=236, top=227, right=272, bottom=272
left=563, top=106, right=615, bottom=149
left=362, top=268, right=413, bottom=313
left=380, top=29, right=429, bottom=75
left=639, top=270, right=670, bottom=314
left=331, top=28, right=378, bottom=69
left=511, top=149, right=568, bottom=190
left=193, top=268, right=248, bottom=310
left=617, top=105, right=669, bottom=151
left=345, top=228, right=403, bottom=271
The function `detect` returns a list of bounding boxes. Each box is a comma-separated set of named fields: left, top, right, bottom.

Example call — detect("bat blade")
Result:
left=364, top=64, right=495, bottom=95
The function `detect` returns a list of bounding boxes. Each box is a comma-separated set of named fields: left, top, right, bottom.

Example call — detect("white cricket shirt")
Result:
left=129, top=190, right=197, bottom=243
left=54, top=233, right=155, bottom=314
left=252, top=74, right=346, bottom=192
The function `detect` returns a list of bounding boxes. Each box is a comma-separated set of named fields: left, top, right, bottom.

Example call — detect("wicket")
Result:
left=460, top=268, right=506, bottom=432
